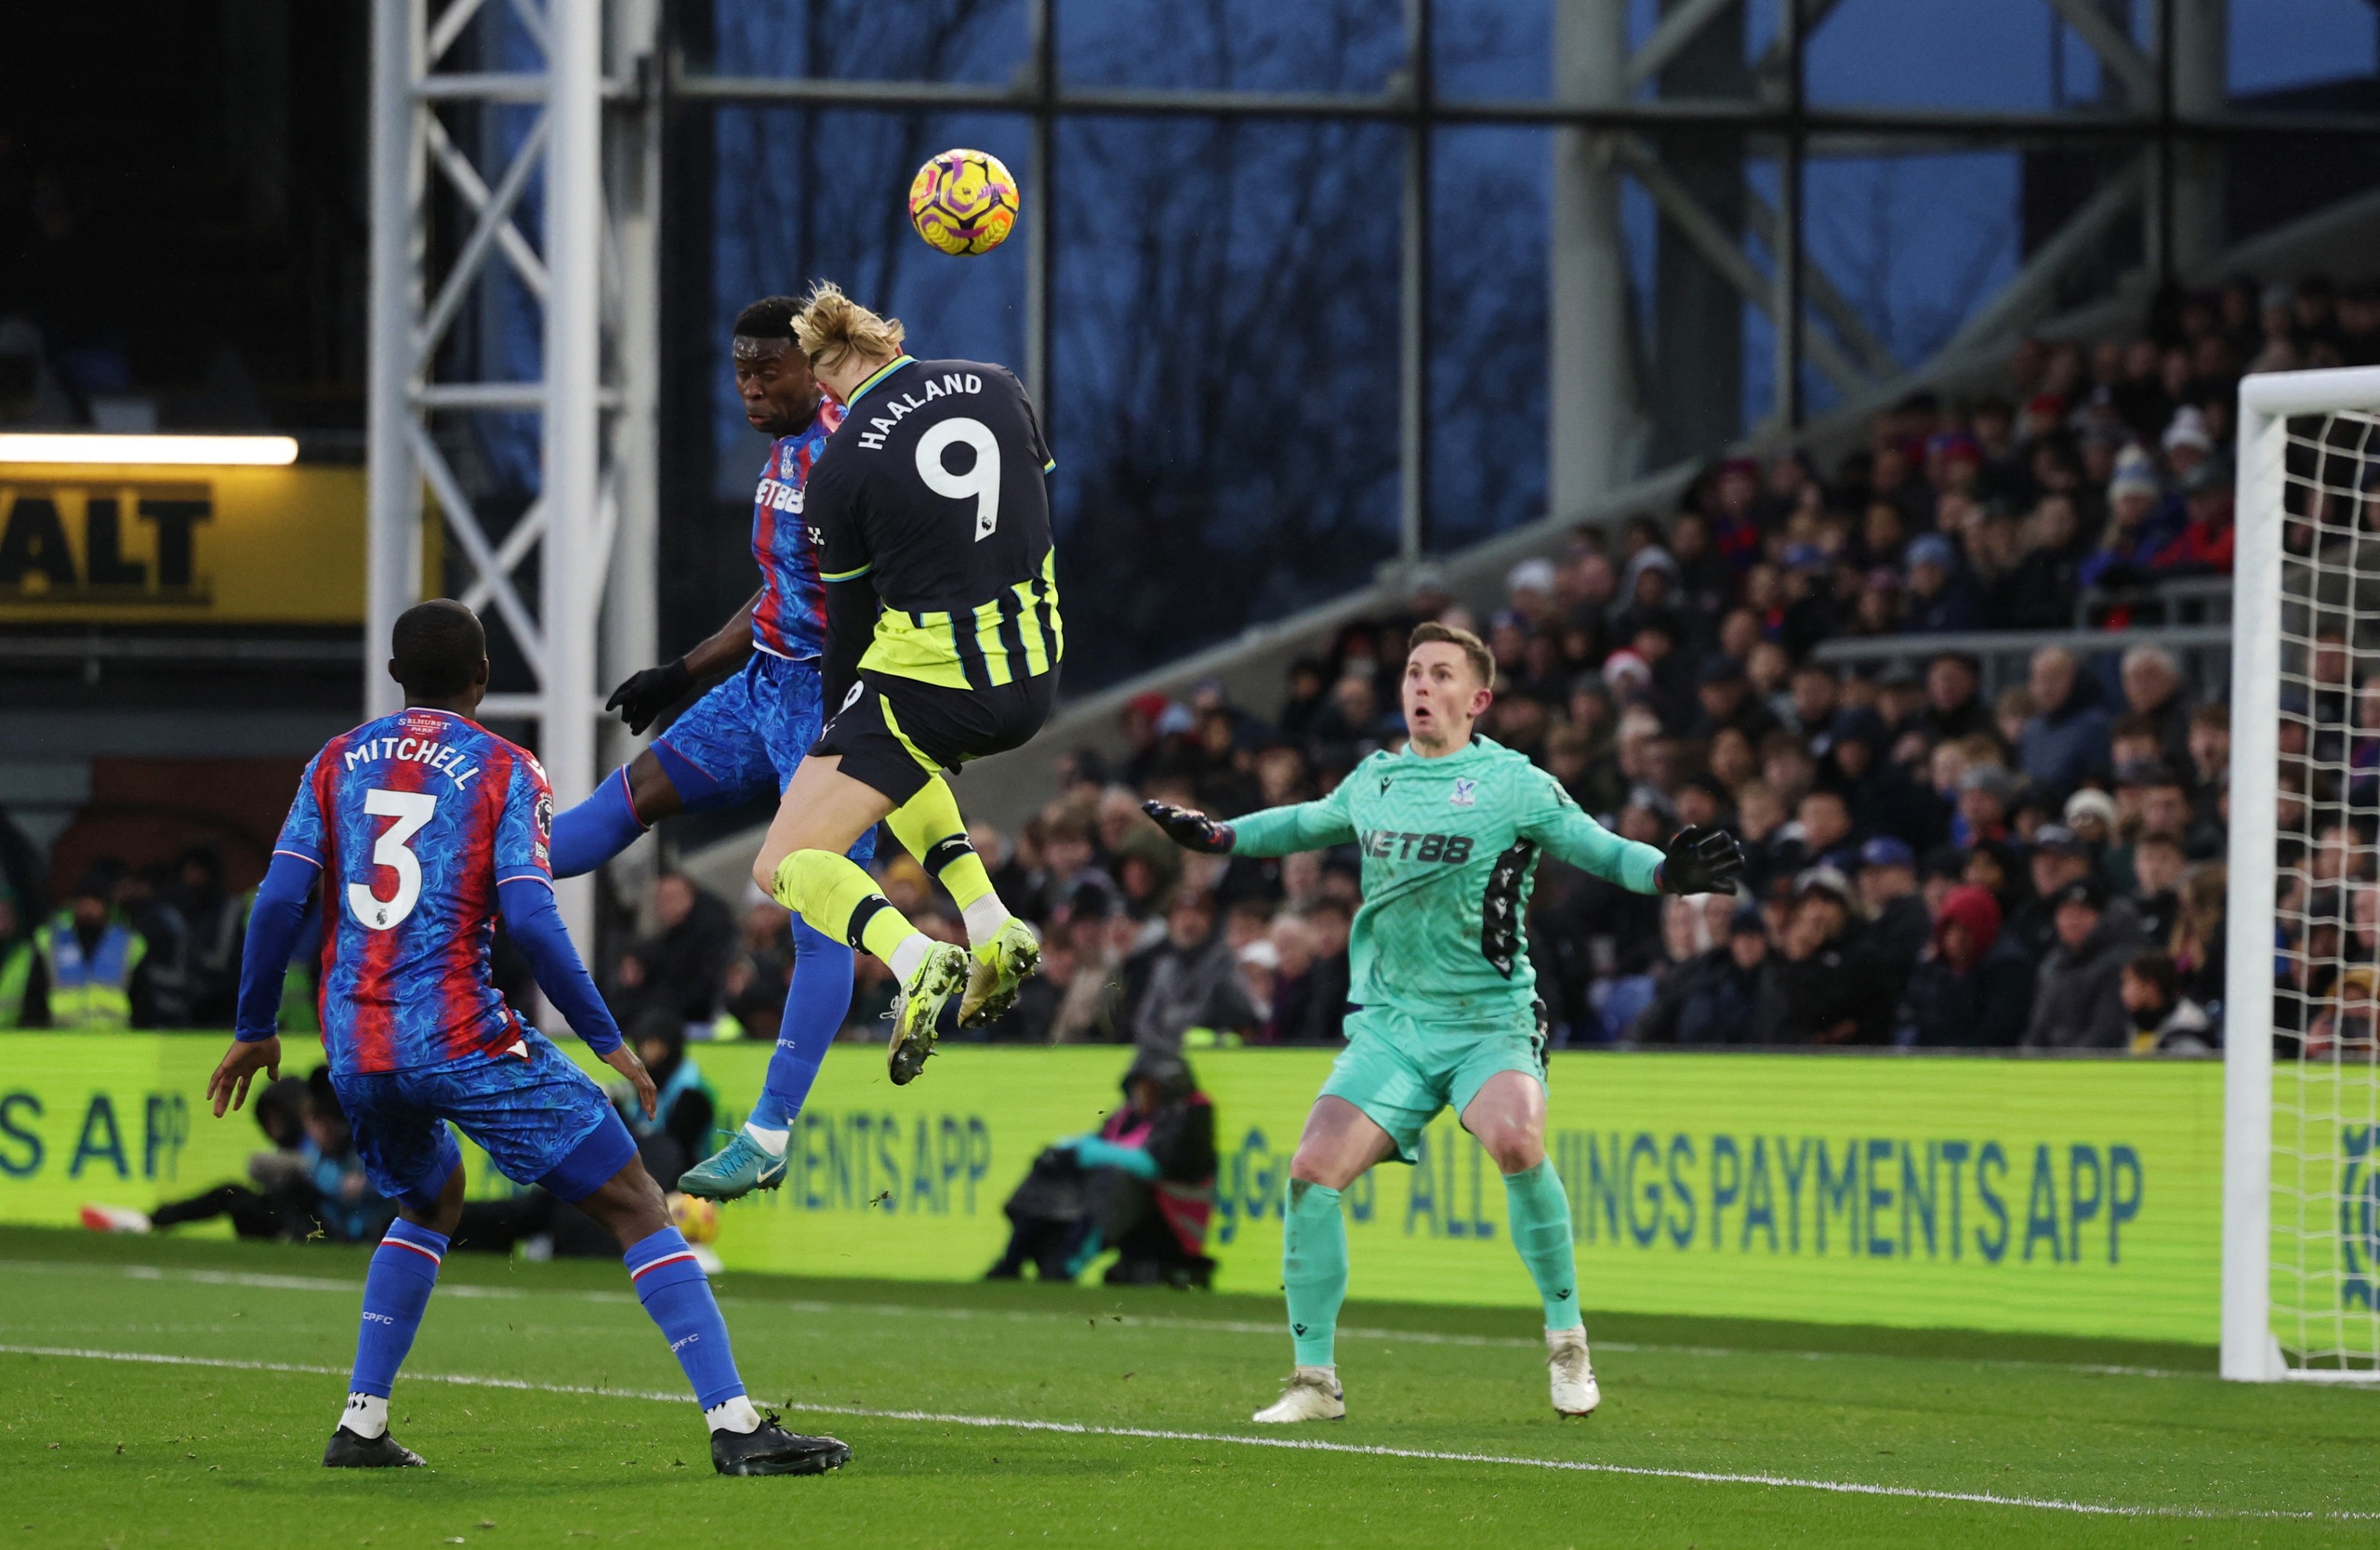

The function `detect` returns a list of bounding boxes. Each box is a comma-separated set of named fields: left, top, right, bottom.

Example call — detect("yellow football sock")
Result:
left=887, top=775, right=996, bottom=908
left=773, top=848, right=920, bottom=967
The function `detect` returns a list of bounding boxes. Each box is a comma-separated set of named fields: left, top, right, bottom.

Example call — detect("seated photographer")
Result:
left=81, top=1074, right=317, bottom=1239
left=987, top=1052, right=1218, bottom=1288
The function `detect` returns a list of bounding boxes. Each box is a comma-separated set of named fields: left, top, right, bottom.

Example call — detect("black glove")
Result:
left=1657, top=824, right=1745, bottom=895
left=1142, top=800, right=1235, bottom=854
left=604, top=657, right=694, bottom=735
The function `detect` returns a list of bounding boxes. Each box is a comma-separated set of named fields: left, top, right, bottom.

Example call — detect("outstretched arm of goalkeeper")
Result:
left=1142, top=786, right=1355, bottom=858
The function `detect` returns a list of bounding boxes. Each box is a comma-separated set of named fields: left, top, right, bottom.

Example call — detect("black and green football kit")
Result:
left=1226, top=735, right=1665, bottom=1159
left=805, top=354, right=1064, bottom=803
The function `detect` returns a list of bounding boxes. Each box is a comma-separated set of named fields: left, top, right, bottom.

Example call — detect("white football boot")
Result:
left=1547, top=1327, right=1600, bottom=1417
left=1251, top=1366, right=1344, bottom=1424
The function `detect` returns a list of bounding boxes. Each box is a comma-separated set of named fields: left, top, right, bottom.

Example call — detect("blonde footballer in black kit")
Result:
left=734, top=284, right=1058, bottom=1105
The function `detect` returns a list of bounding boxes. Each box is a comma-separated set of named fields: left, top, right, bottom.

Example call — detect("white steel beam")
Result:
left=366, top=0, right=424, bottom=723
left=543, top=0, right=604, bottom=947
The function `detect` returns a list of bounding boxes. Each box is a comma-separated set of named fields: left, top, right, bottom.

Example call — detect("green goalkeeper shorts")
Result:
left=1318, top=1003, right=1548, bottom=1165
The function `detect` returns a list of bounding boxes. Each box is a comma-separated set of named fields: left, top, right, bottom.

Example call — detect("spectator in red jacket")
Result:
left=2149, top=459, right=2235, bottom=576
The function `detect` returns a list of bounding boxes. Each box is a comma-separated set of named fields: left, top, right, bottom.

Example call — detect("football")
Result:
left=667, top=1190, right=721, bottom=1245
left=907, top=147, right=1020, bottom=257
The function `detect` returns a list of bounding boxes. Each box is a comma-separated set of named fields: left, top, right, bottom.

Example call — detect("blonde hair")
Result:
left=1408, top=620, right=1495, bottom=688
left=792, top=281, right=906, bottom=373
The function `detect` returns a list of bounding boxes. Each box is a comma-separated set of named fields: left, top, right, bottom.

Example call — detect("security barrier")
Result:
left=0, top=1036, right=2222, bottom=1345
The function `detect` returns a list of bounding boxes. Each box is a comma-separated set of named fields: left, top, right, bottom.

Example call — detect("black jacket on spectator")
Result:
left=1869, top=894, right=1933, bottom=974
left=1126, top=933, right=1258, bottom=1053
left=1633, top=947, right=1781, bottom=1045
left=2024, top=911, right=2148, bottom=1049
left=1772, top=925, right=1899, bottom=1044
left=624, top=889, right=737, bottom=1026
left=2000, top=542, right=2084, bottom=629
left=1901, top=940, right=2035, bottom=1046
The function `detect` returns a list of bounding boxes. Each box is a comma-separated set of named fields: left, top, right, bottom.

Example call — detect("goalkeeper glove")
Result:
left=604, top=658, right=695, bottom=735
left=1141, top=800, right=1235, bottom=854
left=1656, top=824, right=1746, bottom=895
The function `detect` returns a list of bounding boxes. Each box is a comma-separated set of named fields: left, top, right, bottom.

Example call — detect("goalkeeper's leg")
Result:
left=1255, top=1097, right=1397, bottom=1424
left=1462, top=1071, right=1599, bottom=1417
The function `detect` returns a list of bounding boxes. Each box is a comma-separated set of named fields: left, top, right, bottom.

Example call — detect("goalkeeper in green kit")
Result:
left=1144, top=621, right=1744, bottom=1423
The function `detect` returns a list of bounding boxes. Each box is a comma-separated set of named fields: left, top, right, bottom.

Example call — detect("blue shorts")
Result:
left=332, top=1028, right=637, bottom=1212
left=654, top=652, right=877, bottom=863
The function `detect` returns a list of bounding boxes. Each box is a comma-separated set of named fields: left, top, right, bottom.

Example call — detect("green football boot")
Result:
left=677, top=1131, right=787, bottom=1202
left=887, top=941, right=971, bottom=1085
left=959, top=918, right=1042, bottom=1029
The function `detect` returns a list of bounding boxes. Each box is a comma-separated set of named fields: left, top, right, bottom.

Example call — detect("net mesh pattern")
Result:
left=2273, top=408, right=2380, bottom=1374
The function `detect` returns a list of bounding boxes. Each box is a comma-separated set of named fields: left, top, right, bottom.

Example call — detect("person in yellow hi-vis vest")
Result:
left=0, top=887, right=46, bottom=1027
left=45, top=869, right=145, bottom=1030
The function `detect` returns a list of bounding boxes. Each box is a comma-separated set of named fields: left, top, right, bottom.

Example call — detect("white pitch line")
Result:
left=0, top=1259, right=2215, bottom=1379
left=0, top=1342, right=2366, bottom=1524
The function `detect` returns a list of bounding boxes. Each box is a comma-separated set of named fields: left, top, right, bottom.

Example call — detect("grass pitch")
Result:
left=3, top=1226, right=2374, bottom=1548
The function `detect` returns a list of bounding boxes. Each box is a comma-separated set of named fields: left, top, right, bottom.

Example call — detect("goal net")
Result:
left=2226, top=366, right=2380, bottom=1382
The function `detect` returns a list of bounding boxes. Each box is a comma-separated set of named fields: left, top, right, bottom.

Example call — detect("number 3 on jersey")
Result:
left=916, top=416, right=1001, bottom=540
left=350, top=788, right=436, bottom=932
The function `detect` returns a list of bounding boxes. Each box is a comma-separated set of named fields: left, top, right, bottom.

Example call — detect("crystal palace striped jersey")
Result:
left=273, top=709, right=554, bottom=1074
left=748, top=397, right=845, bottom=659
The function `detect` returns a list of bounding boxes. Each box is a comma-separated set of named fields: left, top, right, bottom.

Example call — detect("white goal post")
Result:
left=2224, top=365, right=2380, bottom=1383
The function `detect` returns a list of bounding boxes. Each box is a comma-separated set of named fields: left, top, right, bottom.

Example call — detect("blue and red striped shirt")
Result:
left=273, top=709, right=553, bottom=1075
left=748, top=399, right=844, bottom=659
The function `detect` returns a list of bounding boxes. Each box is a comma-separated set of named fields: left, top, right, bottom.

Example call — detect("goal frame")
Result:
left=2222, top=364, right=2380, bottom=1383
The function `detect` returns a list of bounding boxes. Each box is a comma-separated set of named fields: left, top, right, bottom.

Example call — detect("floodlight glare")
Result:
left=0, top=434, right=301, bottom=467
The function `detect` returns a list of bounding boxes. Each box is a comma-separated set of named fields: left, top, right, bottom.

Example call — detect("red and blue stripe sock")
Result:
left=624, top=1225, right=745, bottom=1411
left=349, top=1219, right=447, bottom=1400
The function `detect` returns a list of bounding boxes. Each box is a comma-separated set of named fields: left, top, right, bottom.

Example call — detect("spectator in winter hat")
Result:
left=1902, top=883, right=2036, bottom=1047
left=2025, top=877, right=2148, bottom=1049
left=1504, top=556, right=1558, bottom=624
left=2082, top=450, right=2171, bottom=591
left=1903, top=532, right=1983, bottom=633
left=2161, top=407, right=2214, bottom=481
left=1858, top=835, right=1929, bottom=972
left=2149, top=459, right=2236, bottom=576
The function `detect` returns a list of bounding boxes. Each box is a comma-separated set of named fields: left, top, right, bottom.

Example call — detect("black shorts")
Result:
left=812, top=668, right=1059, bottom=805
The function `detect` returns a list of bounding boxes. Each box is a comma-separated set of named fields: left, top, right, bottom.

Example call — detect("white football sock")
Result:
left=742, top=1120, right=788, bottom=1158
left=342, top=1392, right=389, bottom=1439
left=960, top=894, right=1012, bottom=950
left=706, top=1395, right=762, bottom=1435
left=887, top=933, right=932, bottom=984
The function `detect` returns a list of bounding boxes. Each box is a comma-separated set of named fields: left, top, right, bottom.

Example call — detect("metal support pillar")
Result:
left=1024, top=0, right=1056, bottom=411
left=1646, top=0, right=1749, bottom=468
left=544, top=0, right=603, bottom=945
left=2169, top=0, right=2227, bottom=275
left=367, top=0, right=646, bottom=976
left=1550, top=0, right=1634, bottom=519
left=1397, top=0, right=1433, bottom=563
left=366, top=0, right=424, bottom=722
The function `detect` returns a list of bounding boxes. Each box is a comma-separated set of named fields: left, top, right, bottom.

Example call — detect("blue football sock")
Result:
left=755, top=921, right=854, bottom=1131
left=549, top=768, right=646, bottom=879
left=349, top=1220, right=447, bottom=1399
left=625, top=1226, right=746, bottom=1411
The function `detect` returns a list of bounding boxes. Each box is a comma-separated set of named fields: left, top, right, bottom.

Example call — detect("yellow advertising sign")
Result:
left=0, top=462, right=364, bottom=623
left=0, top=1037, right=2234, bottom=1346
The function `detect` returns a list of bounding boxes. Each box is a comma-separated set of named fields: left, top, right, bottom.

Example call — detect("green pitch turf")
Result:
left=3, top=1226, right=2374, bottom=1548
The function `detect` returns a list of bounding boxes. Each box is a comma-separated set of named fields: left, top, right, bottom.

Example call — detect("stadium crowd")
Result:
left=23, top=273, right=2380, bottom=1052
left=803, top=277, right=2325, bottom=1056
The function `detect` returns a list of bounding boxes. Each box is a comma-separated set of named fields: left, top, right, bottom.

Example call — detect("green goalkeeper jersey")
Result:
left=1227, top=735, right=1665, bottom=1024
